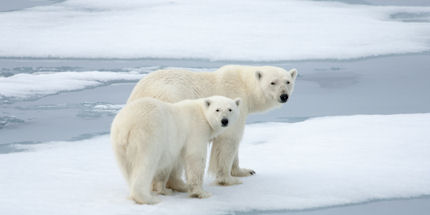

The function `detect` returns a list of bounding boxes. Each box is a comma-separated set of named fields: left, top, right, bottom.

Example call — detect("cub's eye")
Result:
left=270, top=82, right=276, bottom=85
left=228, top=108, right=232, bottom=112
left=216, top=109, right=220, bottom=112
left=286, top=81, right=290, bottom=84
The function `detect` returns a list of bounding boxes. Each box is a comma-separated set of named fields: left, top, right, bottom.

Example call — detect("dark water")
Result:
left=1, top=53, right=430, bottom=149
left=0, top=0, right=63, bottom=12
left=2, top=0, right=429, bottom=12
left=314, top=0, right=430, bottom=6
left=237, top=196, right=430, bottom=215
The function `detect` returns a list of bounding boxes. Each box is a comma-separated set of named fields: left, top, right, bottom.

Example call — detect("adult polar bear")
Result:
left=128, top=65, right=297, bottom=186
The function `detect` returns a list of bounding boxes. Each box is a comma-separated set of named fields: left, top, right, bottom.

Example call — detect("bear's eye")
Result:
left=216, top=109, right=220, bottom=112
left=270, top=82, right=276, bottom=85
left=286, top=81, right=290, bottom=84
left=228, top=108, right=232, bottom=112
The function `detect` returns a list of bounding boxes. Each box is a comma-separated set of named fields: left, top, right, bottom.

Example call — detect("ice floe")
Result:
left=0, top=70, right=146, bottom=100
left=1, top=113, right=429, bottom=215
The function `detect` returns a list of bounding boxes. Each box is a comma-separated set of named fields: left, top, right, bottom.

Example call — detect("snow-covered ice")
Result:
left=92, top=104, right=125, bottom=113
left=0, top=70, right=146, bottom=99
left=1, top=113, right=429, bottom=215
left=0, top=67, right=217, bottom=100
left=0, top=0, right=429, bottom=60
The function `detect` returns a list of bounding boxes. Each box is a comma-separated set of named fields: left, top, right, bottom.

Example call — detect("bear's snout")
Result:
left=280, top=94, right=289, bottom=103
left=221, top=118, right=229, bottom=127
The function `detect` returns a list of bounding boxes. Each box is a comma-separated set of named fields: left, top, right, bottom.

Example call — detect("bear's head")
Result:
left=255, top=67, right=298, bottom=105
left=201, top=96, right=241, bottom=134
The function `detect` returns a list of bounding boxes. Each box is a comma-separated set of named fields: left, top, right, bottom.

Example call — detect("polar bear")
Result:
left=111, top=96, right=241, bottom=204
left=128, top=65, right=297, bottom=186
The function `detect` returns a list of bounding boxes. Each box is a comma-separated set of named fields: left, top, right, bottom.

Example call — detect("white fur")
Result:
left=127, top=65, right=297, bottom=185
left=111, top=96, right=240, bottom=204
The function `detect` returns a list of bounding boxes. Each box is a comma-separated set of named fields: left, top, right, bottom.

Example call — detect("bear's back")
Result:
left=127, top=69, right=217, bottom=103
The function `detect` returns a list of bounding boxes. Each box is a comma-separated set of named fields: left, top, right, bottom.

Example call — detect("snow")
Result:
left=92, top=104, right=125, bottom=113
left=1, top=113, right=429, bottom=215
left=0, top=67, right=215, bottom=100
left=0, top=70, right=146, bottom=99
left=0, top=0, right=429, bottom=60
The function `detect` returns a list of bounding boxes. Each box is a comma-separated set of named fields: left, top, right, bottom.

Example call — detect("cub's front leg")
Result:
left=184, top=139, right=211, bottom=199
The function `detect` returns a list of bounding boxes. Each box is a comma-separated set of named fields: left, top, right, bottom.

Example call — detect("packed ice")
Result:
left=0, top=0, right=429, bottom=60
left=1, top=113, right=429, bottom=215
left=0, top=70, right=146, bottom=99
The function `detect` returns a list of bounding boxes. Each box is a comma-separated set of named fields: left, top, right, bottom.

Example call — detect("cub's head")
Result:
left=255, top=66, right=298, bottom=105
left=201, top=96, right=241, bottom=134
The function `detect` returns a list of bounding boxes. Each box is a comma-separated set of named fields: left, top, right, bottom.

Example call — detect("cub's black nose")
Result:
left=280, top=94, right=289, bottom=103
left=221, top=118, right=229, bottom=127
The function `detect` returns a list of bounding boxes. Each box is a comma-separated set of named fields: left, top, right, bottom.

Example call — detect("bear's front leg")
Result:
left=209, top=135, right=243, bottom=186
left=231, top=152, right=256, bottom=177
left=184, top=141, right=211, bottom=199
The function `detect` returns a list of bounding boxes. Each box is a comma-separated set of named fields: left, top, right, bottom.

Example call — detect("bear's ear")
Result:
left=204, top=99, right=211, bottom=108
left=234, top=98, right=241, bottom=107
left=289, top=69, right=297, bottom=80
left=255, top=71, right=262, bottom=80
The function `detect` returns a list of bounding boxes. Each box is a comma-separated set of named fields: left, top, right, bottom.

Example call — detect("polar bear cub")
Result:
left=111, top=96, right=241, bottom=204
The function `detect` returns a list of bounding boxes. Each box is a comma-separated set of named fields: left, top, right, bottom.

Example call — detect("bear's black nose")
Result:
left=280, top=94, right=289, bottom=103
left=221, top=118, right=229, bottom=127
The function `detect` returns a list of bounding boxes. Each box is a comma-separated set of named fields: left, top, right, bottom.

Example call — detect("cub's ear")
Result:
left=289, top=68, right=297, bottom=80
left=234, top=98, right=241, bottom=107
left=255, top=71, right=262, bottom=80
left=204, top=99, right=211, bottom=108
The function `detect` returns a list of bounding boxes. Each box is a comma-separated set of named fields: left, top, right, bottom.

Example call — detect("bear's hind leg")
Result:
left=129, top=151, right=161, bottom=204
left=131, top=167, right=160, bottom=204
left=153, top=169, right=173, bottom=195
left=166, top=159, right=188, bottom=192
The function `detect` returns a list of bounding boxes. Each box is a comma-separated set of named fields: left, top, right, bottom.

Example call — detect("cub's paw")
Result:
left=231, top=168, right=256, bottom=177
left=216, top=176, right=243, bottom=186
left=167, top=180, right=188, bottom=193
left=132, top=194, right=161, bottom=205
left=190, top=190, right=211, bottom=199
left=159, top=188, right=173, bottom=195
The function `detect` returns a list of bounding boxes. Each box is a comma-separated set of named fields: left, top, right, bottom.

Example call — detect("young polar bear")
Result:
left=111, top=96, right=241, bottom=204
left=127, top=65, right=297, bottom=186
